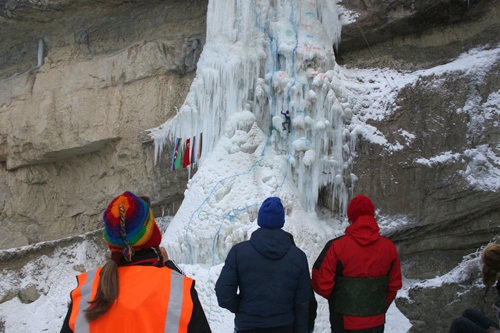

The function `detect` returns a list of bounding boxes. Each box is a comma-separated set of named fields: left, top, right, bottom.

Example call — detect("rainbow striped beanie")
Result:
left=103, top=191, right=161, bottom=261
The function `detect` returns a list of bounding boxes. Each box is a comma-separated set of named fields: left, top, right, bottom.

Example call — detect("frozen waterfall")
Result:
left=149, top=0, right=360, bottom=265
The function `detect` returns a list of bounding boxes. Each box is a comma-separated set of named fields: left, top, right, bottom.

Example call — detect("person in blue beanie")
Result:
left=215, top=197, right=313, bottom=333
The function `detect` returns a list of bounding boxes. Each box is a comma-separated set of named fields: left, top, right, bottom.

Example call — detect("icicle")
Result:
left=37, top=39, right=44, bottom=68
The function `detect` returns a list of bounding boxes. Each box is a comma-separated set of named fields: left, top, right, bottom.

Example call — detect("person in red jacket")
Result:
left=312, top=194, right=402, bottom=333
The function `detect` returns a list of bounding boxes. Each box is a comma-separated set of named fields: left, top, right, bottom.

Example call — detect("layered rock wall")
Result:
left=352, top=59, right=500, bottom=255
left=330, top=0, right=500, bottom=257
left=0, top=0, right=207, bottom=249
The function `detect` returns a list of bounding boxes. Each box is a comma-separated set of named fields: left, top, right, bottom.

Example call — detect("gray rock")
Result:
left=396, top=277, right=497, bottom=333
left=0, top=291, right=16, bottom=305
left=18, top=285, right=39, bottom=304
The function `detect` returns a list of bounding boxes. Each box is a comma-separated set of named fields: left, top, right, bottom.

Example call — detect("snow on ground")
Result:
left=0, top=218, right=411, bottom=333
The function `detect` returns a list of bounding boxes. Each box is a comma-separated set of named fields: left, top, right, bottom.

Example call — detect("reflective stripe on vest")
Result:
left=69, top=266, right=194, bottom=333
left=69, top=267, right=101, bottom=333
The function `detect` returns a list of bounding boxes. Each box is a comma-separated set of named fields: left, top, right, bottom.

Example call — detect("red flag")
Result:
left=183, top=138, right=191, bottom=168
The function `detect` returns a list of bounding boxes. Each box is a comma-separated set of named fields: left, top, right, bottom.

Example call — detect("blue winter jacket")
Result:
left=215, top=228, right=312, bottom=332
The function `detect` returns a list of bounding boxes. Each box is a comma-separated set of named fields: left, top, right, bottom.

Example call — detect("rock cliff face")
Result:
left=0, top=0, right=207, bottom=248
left=337, top=0, right=500, bottom=254
left=1, top=0, right=500, bottom=331
left=338, top=0, right=500, bottom=70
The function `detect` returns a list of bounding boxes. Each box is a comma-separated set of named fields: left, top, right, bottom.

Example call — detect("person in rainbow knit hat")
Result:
left=60, top=191, right=211, bottom=333
left=103, top=191, right=162, bottom=263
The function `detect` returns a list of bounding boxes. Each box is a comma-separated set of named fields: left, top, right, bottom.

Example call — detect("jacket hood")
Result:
left=250, top=228, right=291, bottom=260
left=347, top=194, right=375, bottom=223
left=345, top=215, right=380, bottom=246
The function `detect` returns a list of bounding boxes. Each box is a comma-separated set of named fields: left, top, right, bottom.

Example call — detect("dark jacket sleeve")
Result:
left=308, top=292, right=318, bottom=332
left=293, top=250, right=313, bottom=333
left=386, top=244, right=402, bottom=307
left=60, top=275, right=78, bottom=333
left=166, top=260, right=211, bottom=332
left=312, top=239, right=338, bottom=299
left=59, top=302, right=73, bottom=333
left=293, top=299, right=310, bottom=333
left=214, top=246, right=240, bottom=313
left=188, top=281, right=212, bottom=333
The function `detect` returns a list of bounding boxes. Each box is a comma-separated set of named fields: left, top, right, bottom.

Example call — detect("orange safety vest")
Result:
left=68, top=265, right=194, bottom=333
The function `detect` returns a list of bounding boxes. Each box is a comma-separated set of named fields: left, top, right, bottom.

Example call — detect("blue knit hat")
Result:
left=258, top=197, right=285, bottom=229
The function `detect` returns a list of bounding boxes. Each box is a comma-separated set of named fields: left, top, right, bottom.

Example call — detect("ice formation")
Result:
left=149, top=0, right=359, bottom=264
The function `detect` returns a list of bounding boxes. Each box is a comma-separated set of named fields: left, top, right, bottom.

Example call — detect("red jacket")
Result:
left=312, top=196, right=402, bottom=331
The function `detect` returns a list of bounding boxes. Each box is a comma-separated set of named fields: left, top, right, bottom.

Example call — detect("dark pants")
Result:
left=347, top=325, right=384, bottom=333
left=235, top=326, right=292, bottom=333
left=449, top=308, right=499, bottom=333
left=234, top=328, right=293, bottom=333
left=282, top=119, right=290, bottom=132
